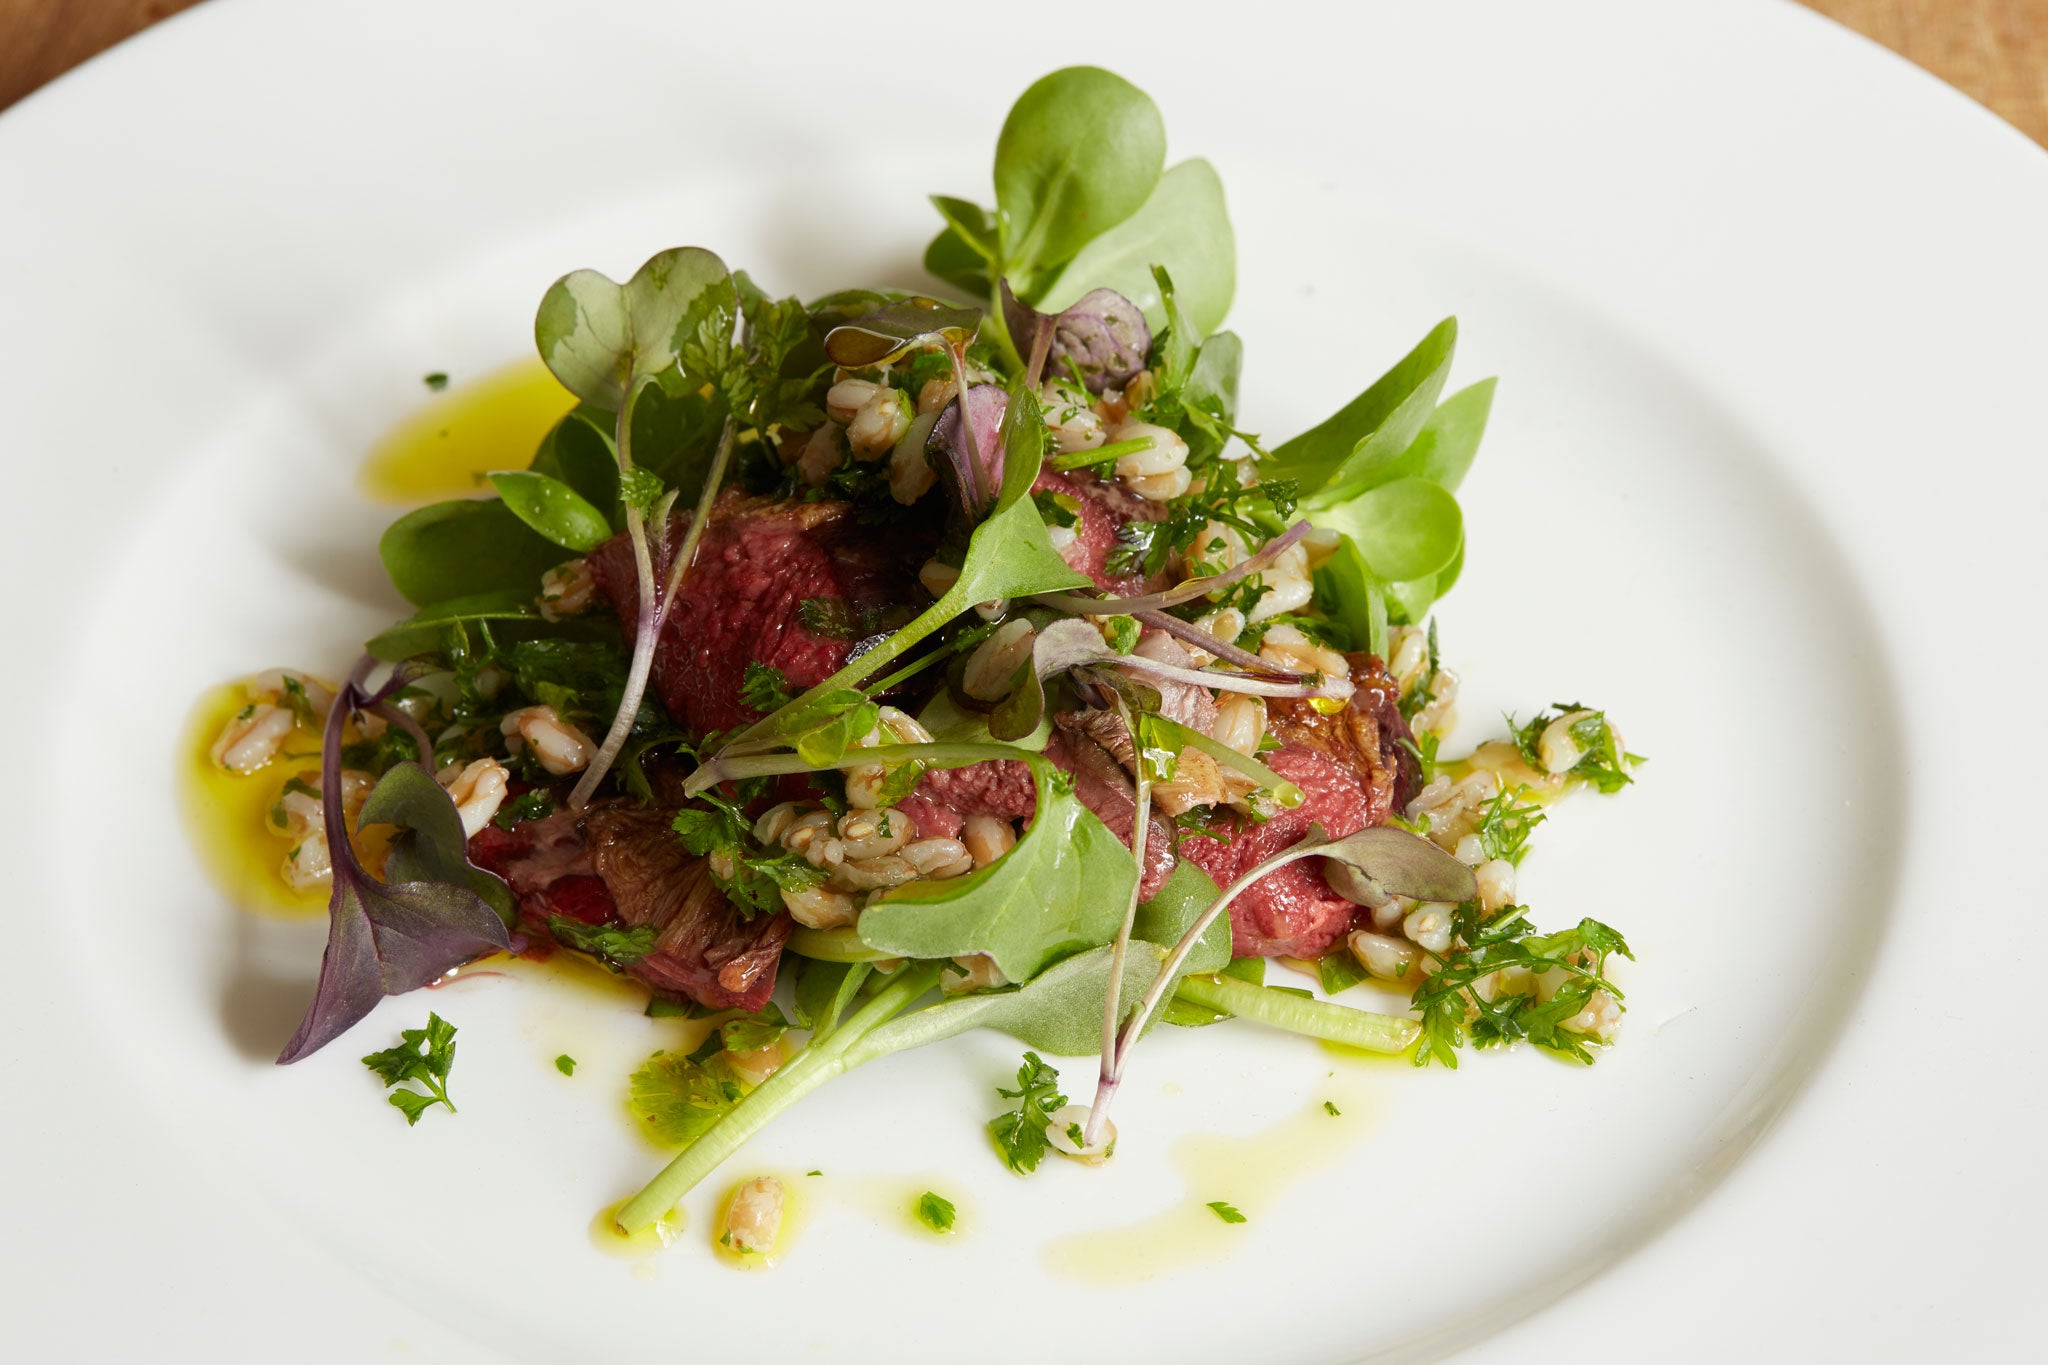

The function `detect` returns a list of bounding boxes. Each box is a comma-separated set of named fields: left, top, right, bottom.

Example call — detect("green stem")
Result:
left=1051, top=436, right=1154, bottom=472
left=1172, top=974, right=1419, bottom=1053
left=615, top=963, right=942, bottom=1233
left=785, top=926, right=895, bottom=962
left=700, top=742, right=1032, bottom=789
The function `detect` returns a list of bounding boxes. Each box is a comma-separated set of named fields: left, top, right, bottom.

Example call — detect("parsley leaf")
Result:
left=1508, top=703, right=1639, bottom=794
left=547, top=915, right=657, bottom=966
left=1323, top=1101, right=1341, bottom=1117
left=672, top=791, right=826, bottom=917
left=740, top=660, right=796, bottom=713
left=989, top=1051, right=1066, bottom=1175
left=359, top=1012, right=460, bottom=1125
left=492, top=788, right=554, bottom=831
left=628, top=1050, right=742, bottom=1146
left=1206, top=1201, right=1247, bottom=1224
left=555, top=1054, right=577, bottom=1076
left=1411, top=904, right=1633, bottom=1068
left=1473, top=787, right=1546, bottom=866
left=915, top=1191, right=957, bottom=1233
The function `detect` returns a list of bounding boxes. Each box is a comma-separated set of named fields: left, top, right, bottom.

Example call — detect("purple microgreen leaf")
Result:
left=1034, top=520, right=1314, bottom=617
left=368, top=762, right=517, bottom=927
left=1319, top=826, right=1477, bottom=908
left=1001, top=280, right=1152, bottom=395
left=277, top=672, right=510, bottom=1064
left=928, top=383, right=1009, bottom=519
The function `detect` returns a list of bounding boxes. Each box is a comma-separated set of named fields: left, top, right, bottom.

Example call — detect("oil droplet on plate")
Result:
left=360, top=358, right=577, bottom=504
left=1042, top=1081, right=1379, bottom=1285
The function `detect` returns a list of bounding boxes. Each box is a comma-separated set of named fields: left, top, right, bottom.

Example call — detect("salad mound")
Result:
left=200, top=65, right=1638, bottom=1251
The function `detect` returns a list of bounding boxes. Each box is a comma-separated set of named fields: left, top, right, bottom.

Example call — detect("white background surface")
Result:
left=0, top=1, right=2041, bottom=1360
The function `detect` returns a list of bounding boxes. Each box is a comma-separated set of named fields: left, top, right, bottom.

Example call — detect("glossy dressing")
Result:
left=1042, top=1079, right=1379, bottom=1285
left=359, top=359, right=577, bottom=504
left=177, top=683, right=330, bottom=917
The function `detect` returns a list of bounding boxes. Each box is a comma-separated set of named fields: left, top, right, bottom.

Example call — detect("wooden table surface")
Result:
left=1, top=0, right=2043, bottom=142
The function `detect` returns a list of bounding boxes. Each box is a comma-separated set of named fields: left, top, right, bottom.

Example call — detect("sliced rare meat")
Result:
left=1033, top=467, right=1166, bottom=596
left=469, top=806, right=790, bottom=1013
left=910, top=729, right=1176, bottom=899
left=587, top=490, right=931, bottom=738
left=1177, top=745, right=1377, bottom=959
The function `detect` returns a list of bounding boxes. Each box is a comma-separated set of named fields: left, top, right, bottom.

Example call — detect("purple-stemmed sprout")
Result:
left=277, top=657, right=512, bottom=1064
left=1078, top=824, right=1477, bottom=1141
left=1033, top=519, right=1314, bottom=618
left=1084, top=690, right=1153, bottom=1152
left=1001, top=280, right=1152, bottom=395
left=928, top=383, right=1009, bottom=519
left=1131, top=608, right=1295, bottom=678
left=1032, top=618, right=1353, bottom=704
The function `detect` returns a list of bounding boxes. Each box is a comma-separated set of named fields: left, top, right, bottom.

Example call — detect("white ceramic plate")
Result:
left=3, top=1, right=2043, bottom=1359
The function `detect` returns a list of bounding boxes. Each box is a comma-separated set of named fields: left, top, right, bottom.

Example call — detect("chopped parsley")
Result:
left=1323, top=1101, right=1341, bottom=1117
left=1508, top=703, right=1639, bottom=794
left=492, top=788, right=554, bottom=831
left=547, top=915, right=657, bottom=966
left=740, top=661, right=797, bottom=713
left=1103, top=615, right=1140, bottom=654
left=423, top=371, right=449, bottom=391
left=360, top=1013, right=460, bottom=1126
left=1206, top=1201, right=1247, bottom=1224
left=1412, top=905, right=1633, bottom=1068
left=672, top=790, right=826, bottom=916
left=915, top=1191, right=957, bottom=1233
left=555, top=1054, right=577, bottom=1076
left=1473, top=787, right=1545, bottom=866
left=628, top=1050, right=742, bottom=1146
left=988, top=1051, right=1066, bottom=1175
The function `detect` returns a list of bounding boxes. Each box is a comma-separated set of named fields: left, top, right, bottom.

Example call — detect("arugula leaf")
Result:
left=994, top=67, right=1165, bottom=286
left=989, top=1052, right=1067, bottom=1175
left=359, top=1012, right=459, bottom=1125
left=629, top=1050, right=743, bottom=1146
left=547, top=916, right=656, bottom=966
left=1206, top=1201, right=1247, bottom=1224
left=915, top=1191, right=957, bottom=1233
left=855, top=761, right=1133, bottom=981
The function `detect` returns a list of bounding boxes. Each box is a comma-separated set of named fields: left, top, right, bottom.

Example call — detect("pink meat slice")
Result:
left=469, top=807, right=789, bottom=1013
left=588, top=491, right=925, bottom=738
left=1177, top=745, right=1379, bottom=959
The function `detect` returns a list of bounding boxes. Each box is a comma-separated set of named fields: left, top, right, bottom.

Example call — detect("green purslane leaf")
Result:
left=994, top=66, right=1166, bottom=282
left=534, top=246, right=736, bottom=410
left=1311, top=476, right=1465, bottom=583
left=1380, top=377, right=1496, bottom=495
left=1036, top=159, right=1236, bottom=336
left=1268, top=317, right=1459, bottom=504
left=363, top=589, right=539, bottom=662
left=527, top=406, right=620, bottom=520
left=378, top=498, right=573, bottom=607
left=856, top=762, right=1134, bottom=982
left=487, top=470, right=613, bottom=552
